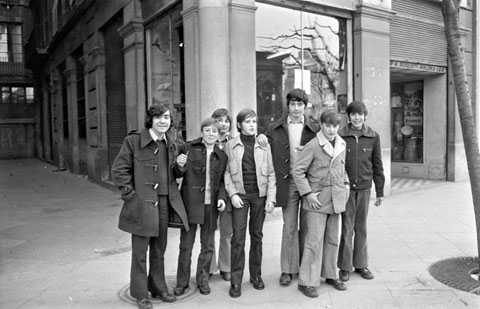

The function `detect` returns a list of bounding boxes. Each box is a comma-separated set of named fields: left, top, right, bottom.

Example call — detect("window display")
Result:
left=145, top=6, right=185, bottom=142
left=391, top=81, right=424, bottom=163
left=255, top=3, right=346, bottom=132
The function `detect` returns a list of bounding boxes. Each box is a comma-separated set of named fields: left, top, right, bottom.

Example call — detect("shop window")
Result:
left=255, top=3, right=346, bottom=132
left=145, top=6, right=185, bottom=142
left=391, top=81, right=424, bottom=163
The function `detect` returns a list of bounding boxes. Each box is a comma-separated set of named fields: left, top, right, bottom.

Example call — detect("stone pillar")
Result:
left=85, top=43, right=110, bottom=182
left=228, top=0, right=257, bottom=128
left=182, top=0, right=256, bottom=139
left=65, top=56, right=80, bottom=174
left=118, top=1, right=145, bottom=132
left=50, top=69, right=65, bottom=170
left=42, top=79, right=52, bottom=161
left=353, top=2, right=395, bottom=195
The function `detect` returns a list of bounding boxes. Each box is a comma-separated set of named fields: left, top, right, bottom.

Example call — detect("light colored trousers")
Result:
left=298, top=211, right=340, bottom=287
left=280, top=179, right=307, bottom=274
left=210, top=209, right=232, bottom=273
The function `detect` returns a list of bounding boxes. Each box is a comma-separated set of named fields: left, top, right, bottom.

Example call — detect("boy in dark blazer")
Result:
left=173, top=118, right=228, bottom=296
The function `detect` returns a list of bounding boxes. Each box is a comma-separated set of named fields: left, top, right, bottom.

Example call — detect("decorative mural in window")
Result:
left=391, top=81, right=424, bottom=163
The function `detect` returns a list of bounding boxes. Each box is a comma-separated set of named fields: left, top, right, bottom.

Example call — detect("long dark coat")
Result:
left=111, top=128, right=189, bottom=236
left=265, top=115, right=320, bottom=207
left=174, top=137, right=228, bottom=225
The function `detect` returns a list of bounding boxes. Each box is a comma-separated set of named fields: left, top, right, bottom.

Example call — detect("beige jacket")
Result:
left=292, top=130, right=350, bottom=214
left=223, top=135, right=276, bottom=206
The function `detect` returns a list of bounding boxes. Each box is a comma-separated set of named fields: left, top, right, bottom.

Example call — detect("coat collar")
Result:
left=271, top=114, right=319, bottom=132
left=230, top=134, right=265, bottom=150
left=339, top=123, right=376, bottom=138
left=139, top=128, right=175, bottom=149
left=190, top=137, right=224, bottom=156
left=316, top=130, right=346, bottom=160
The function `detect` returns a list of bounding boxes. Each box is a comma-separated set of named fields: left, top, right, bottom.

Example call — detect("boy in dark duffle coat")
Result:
left=172, top=118, right=228, bottom=296
left=111, top=103, right=189, bottom=309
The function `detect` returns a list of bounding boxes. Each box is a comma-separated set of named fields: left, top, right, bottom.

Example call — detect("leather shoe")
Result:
left=279, top=272, right=292, bottom=286
left=298, top=285, right=319, bottom=298
left=325, top=278, right=347, bottom=291
left=152, top=292, right=176, bottom=303
left=229, top=284, right=241, bottom=298
left=173, top=285, right=187, bottom=296
left=220, top=271, right=231, bottom=281
left=198, top=283, right=211, bottom=295
left=136, top=298, right=152, bottom=309
left=355, top=268, right=374, bottom=280
left=339, top=270, right=350, bottom=282
left=250, top=276, right=265, bottom=290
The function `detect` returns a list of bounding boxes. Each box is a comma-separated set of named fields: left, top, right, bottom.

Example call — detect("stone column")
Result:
left=182, top=0, right=256, bottom=139
left=228, top=0, right=257, bottom=127
left=65, top=57, right=80, bottom=174
left=85, top=43, right=110, bottom=182
left=42, top=79, right=52, bottom=161
left=50, top=69, right=65, bottom=170
left=118, top=1, right=145, bottom=132
left=353, top=2, right=395, bottom=195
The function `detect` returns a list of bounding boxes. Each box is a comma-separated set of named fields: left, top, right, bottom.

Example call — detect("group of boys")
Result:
left=111, top=89, right=385, bottom=308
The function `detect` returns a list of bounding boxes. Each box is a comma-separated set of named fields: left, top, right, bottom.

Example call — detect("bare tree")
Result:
left=257, top=19, right=343, bottom=104
left=441, top=0, right=480, bottom=268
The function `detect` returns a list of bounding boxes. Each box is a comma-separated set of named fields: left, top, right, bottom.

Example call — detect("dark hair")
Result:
left=201, top=117, right=221, bottom=131
left=286, top=88, right=308, bottom=107
left=320, top=110, right=342, bottom=125
left=346, top=100, right=368, bottom=118
left=211, top=108, right=232, bottom=124
left=144, top=103, right=171, bottom=129
left=236, top=108, right=257, bottom=133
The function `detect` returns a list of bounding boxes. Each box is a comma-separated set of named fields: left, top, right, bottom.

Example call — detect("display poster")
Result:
left=390, top=81, right=424, bottom=163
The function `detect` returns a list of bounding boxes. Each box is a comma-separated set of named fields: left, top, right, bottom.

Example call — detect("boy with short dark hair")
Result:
left=337, top=100, right=385, bottom=282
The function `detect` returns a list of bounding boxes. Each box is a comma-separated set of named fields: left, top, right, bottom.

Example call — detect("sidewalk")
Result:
left=0, top=158, right=478, bottom=308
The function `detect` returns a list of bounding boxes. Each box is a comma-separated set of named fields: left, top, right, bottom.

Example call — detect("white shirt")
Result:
left=149, top=129, right=166, bottom=142
left=287, top=115, right=304, bottom=173
left=204, top=148, right=213, bottom=204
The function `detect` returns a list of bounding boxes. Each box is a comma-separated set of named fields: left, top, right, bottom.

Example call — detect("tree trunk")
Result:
left=442, top=0, right=480, bottom=270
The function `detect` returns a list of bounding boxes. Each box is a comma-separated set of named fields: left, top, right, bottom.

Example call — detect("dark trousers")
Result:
left=338, top=189, right=371, bottom=271
left=130, top=195, right=169, bottom=300
left=230, top=188, right=266, bottom=285
left=176, top=204, right=217, bottom=287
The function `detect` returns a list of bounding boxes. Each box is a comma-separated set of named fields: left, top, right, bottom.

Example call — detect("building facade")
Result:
left=25, top=0, right=479, bottom=194
left=0, top=0, right=34, bottom=159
